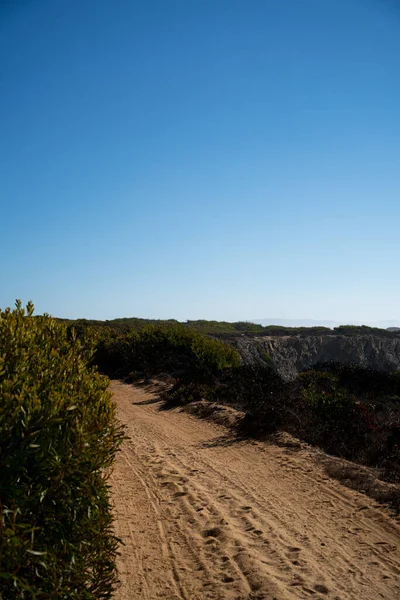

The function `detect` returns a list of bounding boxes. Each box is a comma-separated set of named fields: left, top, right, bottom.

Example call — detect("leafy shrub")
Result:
left=311, top=362, right=400, bottom=399
left=299, top=371, right=371, bottom=457
left=0, top=301, right=123, bottom=599
left=94, top=325, right=241, bottom=383
left=94, top=330, right=136, bottom=378
left=206, top=365, right=294, bottom=436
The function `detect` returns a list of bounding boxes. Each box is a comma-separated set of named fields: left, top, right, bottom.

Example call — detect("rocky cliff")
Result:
left=233, top=335, right=400, bottom=380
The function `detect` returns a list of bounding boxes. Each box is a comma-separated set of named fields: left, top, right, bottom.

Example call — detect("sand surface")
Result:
left=110, top=380, right=400, bottom=600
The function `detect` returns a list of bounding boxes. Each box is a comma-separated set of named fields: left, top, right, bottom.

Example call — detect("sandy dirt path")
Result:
left=110, top=380, right=400, bottom=600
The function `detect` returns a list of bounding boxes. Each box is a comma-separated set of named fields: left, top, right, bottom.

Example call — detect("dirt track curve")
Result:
left=110, top=380, right=400, bottom=600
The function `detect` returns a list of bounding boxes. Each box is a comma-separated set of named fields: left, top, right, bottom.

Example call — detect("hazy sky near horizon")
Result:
left=1, top=0, right=399, bottom=322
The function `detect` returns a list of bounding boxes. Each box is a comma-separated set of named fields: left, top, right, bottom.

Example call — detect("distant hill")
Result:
left=252, top=318, right=338, bottom=328
left=376, top=320, right=400, bottom=328
left=253, top=318, right=400, bottom=329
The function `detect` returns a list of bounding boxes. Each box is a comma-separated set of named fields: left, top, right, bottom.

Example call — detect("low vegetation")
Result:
left=0, top=302, right=123, bottom=599
left=93, top=324, right=241, bottom=383
left=60, top=316, right=400, bottom=338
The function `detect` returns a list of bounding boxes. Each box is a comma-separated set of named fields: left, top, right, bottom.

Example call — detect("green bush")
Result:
left=299, top=371, right=367, bottom=455
left=94, top=324, right=241, bottom=382
left=0, top=301, right=123, bottom=599
left=206, top=365, right=294, bottom=436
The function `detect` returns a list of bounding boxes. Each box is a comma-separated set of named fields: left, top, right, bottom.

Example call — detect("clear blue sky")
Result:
left=1, top=0, right=399, bottom=322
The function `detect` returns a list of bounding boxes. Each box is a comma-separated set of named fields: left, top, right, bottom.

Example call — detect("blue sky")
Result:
left=1, top=0, right=399, bottom=322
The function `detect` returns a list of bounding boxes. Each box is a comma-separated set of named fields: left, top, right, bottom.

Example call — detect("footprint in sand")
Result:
left=314, top=583, right=329, bottom=594
left=203, top=527, right=222, bottom=538
left=173, top=491, right=187, bottom=498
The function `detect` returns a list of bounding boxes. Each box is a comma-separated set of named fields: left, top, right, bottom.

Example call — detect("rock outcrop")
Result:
left=233, top=335, right=400, bottom=381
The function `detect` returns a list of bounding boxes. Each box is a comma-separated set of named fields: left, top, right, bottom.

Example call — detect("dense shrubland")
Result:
left=60, top=316, right=400, bottom=338
left=93, top=324, right=241, bottom=383
left=297, top=365, right=400, bottom=480
left=0, top=302, right=123, bottom=599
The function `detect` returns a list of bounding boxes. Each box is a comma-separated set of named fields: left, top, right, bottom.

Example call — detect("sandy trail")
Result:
left=110, top=380, right=400, bottom=600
